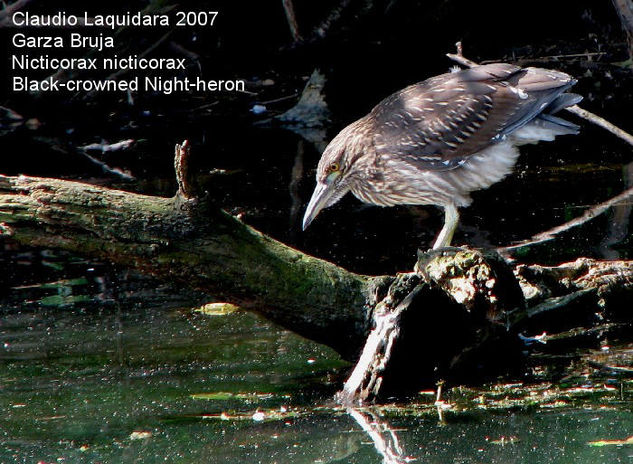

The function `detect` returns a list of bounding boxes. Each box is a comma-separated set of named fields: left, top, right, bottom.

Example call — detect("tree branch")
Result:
left=2, top=140, right=633, bottom=404
left=0, top=172, right=378, bottom=359
left=498, top=185, right=633, bottom=254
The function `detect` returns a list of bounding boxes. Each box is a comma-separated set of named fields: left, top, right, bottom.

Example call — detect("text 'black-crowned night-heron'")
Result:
left=302, top=63, right=582, bottom=249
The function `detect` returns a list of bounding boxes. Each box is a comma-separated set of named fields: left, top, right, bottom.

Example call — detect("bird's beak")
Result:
left=302, top=181, right=333, bottom=231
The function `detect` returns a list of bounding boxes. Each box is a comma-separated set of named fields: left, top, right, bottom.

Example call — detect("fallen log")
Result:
left=0, top=144, right=381, bottom=360
left=1, top=142, right=632, bottom=404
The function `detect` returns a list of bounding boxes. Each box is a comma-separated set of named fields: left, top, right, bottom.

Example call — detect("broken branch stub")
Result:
left=3, top=135, right=633, bottom=403
left=339, top=249, right=525, bottom=404
left=174, top=140, right=197, bottom=200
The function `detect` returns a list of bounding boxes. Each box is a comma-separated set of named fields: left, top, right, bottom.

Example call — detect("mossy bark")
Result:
left=0, top=174, right=381, bottom=359
left=2, top=173, right=633, bottom=403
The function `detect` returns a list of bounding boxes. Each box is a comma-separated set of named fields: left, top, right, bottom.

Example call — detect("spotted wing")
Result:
left=370, top=63, right=576, bottom=171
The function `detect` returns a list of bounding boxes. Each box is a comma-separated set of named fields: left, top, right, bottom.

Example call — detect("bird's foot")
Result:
left=416, top=245, right=466, bottom=264
left=414, top=245, right=472, bottom=275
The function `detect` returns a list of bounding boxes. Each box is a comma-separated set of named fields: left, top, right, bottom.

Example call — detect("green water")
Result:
left=1, top=255, right=632, bottom=463
left=1, top=79, right=632, bottom=463
left=0, top=273, right=344, bottom=463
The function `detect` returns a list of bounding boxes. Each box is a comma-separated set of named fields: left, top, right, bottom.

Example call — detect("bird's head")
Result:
left=302, top=133, right=356, bottom=231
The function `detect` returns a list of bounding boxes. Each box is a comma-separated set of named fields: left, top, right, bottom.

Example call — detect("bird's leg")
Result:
left=432, top=203, right=460, bottom=249
left=416, top=204, right=464, bottom=276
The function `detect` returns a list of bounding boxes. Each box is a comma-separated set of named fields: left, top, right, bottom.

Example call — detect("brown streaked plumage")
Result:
left=303, top=63, right=582, bottom=249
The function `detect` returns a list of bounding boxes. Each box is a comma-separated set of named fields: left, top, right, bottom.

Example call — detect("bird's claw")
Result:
left=414, top=245, right=469, bottom=274
left=416, top=245, right=466, bottom=262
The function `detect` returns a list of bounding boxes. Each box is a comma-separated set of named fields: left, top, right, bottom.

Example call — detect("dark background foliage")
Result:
left=1, top=0, right=631, bottom=273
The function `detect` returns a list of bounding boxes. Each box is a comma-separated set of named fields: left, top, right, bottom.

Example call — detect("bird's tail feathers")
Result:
left=532, top=92, right=583, bottom=137
left=499, top=69, right=582, bottom=141
left=545, top=92, right=583, bottom=114
left=511, top=113, right=579, bottom=144
left=537, top=113, right=580, bottom=135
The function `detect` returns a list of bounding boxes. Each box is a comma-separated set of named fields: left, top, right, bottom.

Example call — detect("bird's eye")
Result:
left=328, top=162, right=340, bottom=173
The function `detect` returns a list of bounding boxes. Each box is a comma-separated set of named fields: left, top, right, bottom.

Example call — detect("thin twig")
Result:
left=446, top=44, right=633, bottom=254
left=446, top=53, right=478, bottom=68
left=446, top=42, right=478, bottom=68
left=565, top=105, right=633, bottom=146
left=480, top=52, right=607, bottom=65
left=498, top=185, right=633, bottom=253
left=80, top=139, right=135, bottom=154
left=258, top=93, right=299, bottom=105
left=0, top=105, right=23, bottom=122
left=31, top=136, right=135, bottom=181
left=79, top=152, right=135, bottom=181
left=313, top=0, right=353, bottom=39
left=282, top=0, right=302, bottom=42
left=446, top=47, right=633, bottom=147
left=0, top=0, right=35, bottom=26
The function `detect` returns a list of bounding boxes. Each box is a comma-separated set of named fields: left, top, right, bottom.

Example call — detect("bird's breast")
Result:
left=350, top=140, right=521, bottom=208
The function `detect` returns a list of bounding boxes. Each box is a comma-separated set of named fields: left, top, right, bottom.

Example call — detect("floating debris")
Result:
left=252, top=411, right=266, bottom=421
left=129, top=431, right=153, bottom=440
left=251, top=104, right=267, bottom=114
left=489, top=436, right=520, bottom=445
left=588, top=436, right=633, bottom=447
left=194, top=302, right=240, bottom=316
left=190, top=392, right=276, bottom=401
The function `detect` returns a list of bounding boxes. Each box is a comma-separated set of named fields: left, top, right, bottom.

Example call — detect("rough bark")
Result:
left=338, top=249, right=527, bottom=403
left=0, top=173, right=384, bottom=360
left=2, top=170, right=633, bottom=403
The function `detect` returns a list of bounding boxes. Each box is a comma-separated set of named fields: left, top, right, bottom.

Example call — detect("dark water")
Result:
left=2, top=69, right=633, bottom=463
left=1, top=261, right=632, bottom=463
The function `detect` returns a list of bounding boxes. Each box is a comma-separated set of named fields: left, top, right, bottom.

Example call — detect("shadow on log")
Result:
left=338, top=249, right=526, bottom=404
left=1, top=141, right=633, bottom=404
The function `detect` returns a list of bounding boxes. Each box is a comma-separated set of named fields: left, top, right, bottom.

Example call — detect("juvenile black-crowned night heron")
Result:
left=302, top=63, right=582, bottom=249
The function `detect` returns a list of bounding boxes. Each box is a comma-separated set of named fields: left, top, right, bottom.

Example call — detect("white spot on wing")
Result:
left=509, top=86, right=528, bottom=99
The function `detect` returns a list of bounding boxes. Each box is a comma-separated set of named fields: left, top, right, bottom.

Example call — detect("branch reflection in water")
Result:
left=347, top=407, right=415, bottom=464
